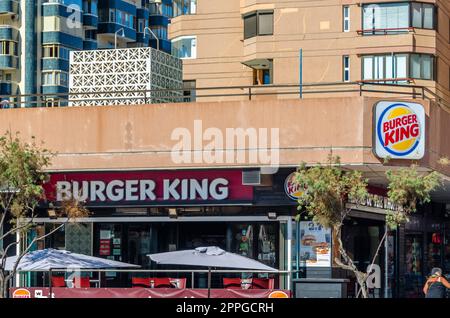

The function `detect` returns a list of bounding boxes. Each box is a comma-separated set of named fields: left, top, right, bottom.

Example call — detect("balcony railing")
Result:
left=357, top=27, right=415, bottom=35
left=0, top=82, right=448, bottom=111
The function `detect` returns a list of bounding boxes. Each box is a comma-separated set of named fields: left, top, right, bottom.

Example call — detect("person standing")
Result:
left=423, top=267, right=450, bottom=298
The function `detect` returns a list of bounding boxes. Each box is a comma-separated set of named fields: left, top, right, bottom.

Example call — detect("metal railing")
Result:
left=12, top=268, right=293, bottom=298
left=0, top=82, right=448, bottom=110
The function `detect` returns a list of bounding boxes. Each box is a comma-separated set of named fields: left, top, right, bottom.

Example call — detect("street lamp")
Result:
left=114, top=28, right=125, bottom=49
left=144, top=27, right=159, bottom=51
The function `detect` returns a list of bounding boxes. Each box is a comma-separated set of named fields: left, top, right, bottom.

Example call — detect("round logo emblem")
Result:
left=377, top=103, right=421, bottom=157
left=12, top=288, right=31, bottom=298
left=268, top=291, right=289, bottom=298
left=284, top=172, right=303, bottom=200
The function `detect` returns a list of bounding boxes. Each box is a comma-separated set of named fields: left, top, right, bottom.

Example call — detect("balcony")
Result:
left=0, top=0, right=19, bottom=16
left=0, top=25, right=19, bottom=41
left=83, top=39, right=98, bottom=50
left=0, top=55, right=18, bottom=70
left=97, top=23, right=136, bottom=42
left=83, top=13, right=98, bottom=30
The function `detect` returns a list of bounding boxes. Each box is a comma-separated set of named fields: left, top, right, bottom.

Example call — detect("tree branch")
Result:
left=4, top=221, right=67, bottom=284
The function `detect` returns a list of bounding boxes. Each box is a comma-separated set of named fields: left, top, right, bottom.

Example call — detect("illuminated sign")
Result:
left=374, top=101, right=425, bottom=159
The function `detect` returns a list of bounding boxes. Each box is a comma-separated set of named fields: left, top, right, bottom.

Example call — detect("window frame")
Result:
left=343, top=6, right=350, bottom=32
left=343, top=55, right=350, bottom=82
left=361, top=53, right=435, bottom=81
left=243, top=10, right=274, bottom=40
left=171, top=35, right=197, bottom=59
left=361, top=1, right=436, bottom=34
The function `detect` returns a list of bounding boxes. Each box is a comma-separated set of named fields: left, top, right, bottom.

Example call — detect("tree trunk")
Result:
left=334, top=225, right=369, bottom=298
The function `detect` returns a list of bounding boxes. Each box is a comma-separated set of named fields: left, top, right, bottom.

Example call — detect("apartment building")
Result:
left=0, top=0, right=173, bottom=105
left=169, top=0, right=450, bottom=103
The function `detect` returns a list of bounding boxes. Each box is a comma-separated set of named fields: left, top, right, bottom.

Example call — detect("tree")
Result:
left=294, top=154, right=443, bottom=298
left=0, top=132, right=88, bottom=298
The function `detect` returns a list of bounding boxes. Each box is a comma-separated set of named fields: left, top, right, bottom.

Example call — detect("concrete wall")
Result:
left=0, top=96, right=447, bottom=178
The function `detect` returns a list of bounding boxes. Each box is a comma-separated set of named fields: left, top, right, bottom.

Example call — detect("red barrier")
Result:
left=10, top=287, right=291, bottom=298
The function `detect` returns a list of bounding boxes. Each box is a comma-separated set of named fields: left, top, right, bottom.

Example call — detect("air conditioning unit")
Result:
left=242, top=170, right=261, bottom=185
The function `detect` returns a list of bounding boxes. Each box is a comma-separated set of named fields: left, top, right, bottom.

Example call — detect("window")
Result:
left=173, top=0, right=196, bottom=17
left=343, top=6, right=350, bottom=32
left=171, top=36, right=197, bottom=59
left=42, top=71, right=69, bottom=87
left=150, top=26, right=168, bottom=40
left=83, top=0, right=98, bottom=16
left=244, top=13, right=257, bottom=39
left=362, top=2, right=436, bottom=34
left=183, top=80, right=196, bottom=102
left=410, top=54, right=434, bottom=80
left=244, top=11, right=274, bottom=40
left=252, top=60, right=273, bottom=86
left=411, top=2, right=435, bottom=29
left=42, top=45, right=70, bottom=60
left=343, top=56, right=350, bottom=82
left=0, top=41, right=18, bottom=56
left=362, top=53, right=434, bottom=81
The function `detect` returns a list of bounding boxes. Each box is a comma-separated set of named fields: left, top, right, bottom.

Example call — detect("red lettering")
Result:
left=410, top=123, right=419, bottom=137
left=384, top=130, right=396, bottom=146
left=383, top=122, right=390, bottom=133
left=399, top=126, right=410, bottom=140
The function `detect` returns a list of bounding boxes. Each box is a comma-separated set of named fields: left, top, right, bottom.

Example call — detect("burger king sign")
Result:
left=374, top=101, right=425, bottom=159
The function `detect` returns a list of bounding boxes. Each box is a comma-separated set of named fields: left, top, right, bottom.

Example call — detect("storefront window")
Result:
left=405, top=234, right=423, bottom=298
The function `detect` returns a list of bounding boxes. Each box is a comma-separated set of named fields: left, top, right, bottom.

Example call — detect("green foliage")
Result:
left=294, top=155, right=368, bottom=229
left=0, top=132, right=53, bottom=223
left=386, top=165, right=442, bottom=229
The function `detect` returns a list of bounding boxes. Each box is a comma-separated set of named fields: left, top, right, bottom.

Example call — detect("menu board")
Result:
left=299, top=221, right=331, bottom=267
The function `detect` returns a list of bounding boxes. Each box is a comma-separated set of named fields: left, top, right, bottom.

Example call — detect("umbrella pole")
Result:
left=207, top=268, right=211, bottom=299
left=49, top=269, right=53, bottom=299
left=191, top=271, right=194, bottom=289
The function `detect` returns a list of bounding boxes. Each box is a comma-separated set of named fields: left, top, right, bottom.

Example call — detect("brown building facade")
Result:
left=169, top=0, right=450, bottom=105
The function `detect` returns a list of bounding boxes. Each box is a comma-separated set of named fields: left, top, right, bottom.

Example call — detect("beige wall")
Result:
left=169, top=0, right=450, bottom=104
left=0, top=96, right=448, bottom=178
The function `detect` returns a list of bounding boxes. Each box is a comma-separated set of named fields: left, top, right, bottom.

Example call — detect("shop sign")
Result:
left=12, top=288, right=31, bottom=298
left=299, top=221, right=331, bottom=267
left=374, top=101, right=425, bottom=159
left=43, top=170, right=253, bottom=206
left=284, top=172, right=304, bottom=200
left=348, top=193, right=403, bottom=212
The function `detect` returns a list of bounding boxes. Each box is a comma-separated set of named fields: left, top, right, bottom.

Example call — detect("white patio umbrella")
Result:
left=148, top=246, right=277, bottom=271
left=4, top=248, right=140, bottom=271
left=5, top=248, right=140, bottom=296
left=148, top=246, right=277, bottom=297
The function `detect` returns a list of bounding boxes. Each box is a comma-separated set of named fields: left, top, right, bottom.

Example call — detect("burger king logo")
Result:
left=268, top=291, right=289, bottom=298
left=375, top=101, right=425, bottom=159
left=12, top=288, right=31, bottom=298
left=284, top=172, right=304, bottom=200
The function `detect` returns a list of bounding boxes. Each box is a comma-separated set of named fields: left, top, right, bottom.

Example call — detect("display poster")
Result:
left=299, top=221, right=331, bottom=267
left=99, top=239, right=110, bottom=256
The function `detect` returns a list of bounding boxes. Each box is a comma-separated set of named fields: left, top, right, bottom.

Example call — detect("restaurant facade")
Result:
left=2, top=96, right=449, bottom=297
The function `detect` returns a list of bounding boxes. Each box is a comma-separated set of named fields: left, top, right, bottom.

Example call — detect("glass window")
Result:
left=171, top=36, right=197, bottom=59
left=422, top=4, right=435, bottom=29
left=258, top=12, right=273, bottom=36
left=343, top=6, right=350, bottom=32
left=363, top=56, right=373, bottom=80
left=363, top=53, right=434, bottom=81
left=343, top=55, right=350, bottom=82
left=363, top=2, right=435, bottom=34
left=412, top=2, right=423, bottom=28
left=244, top=13, right=257, bottom=39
